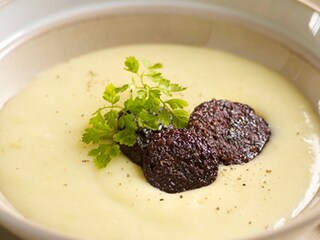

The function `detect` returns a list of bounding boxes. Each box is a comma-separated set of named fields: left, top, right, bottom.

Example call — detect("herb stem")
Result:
left=139, top=72, right=146, bottom=88
left=99, top=105, right=123, bottom=111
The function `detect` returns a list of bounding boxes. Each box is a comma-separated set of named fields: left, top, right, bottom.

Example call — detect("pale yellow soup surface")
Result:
left=0, top=44, right=320, bottom=240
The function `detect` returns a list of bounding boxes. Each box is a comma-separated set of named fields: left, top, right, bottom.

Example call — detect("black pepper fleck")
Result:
left=266, top=169, right=272, bottom=173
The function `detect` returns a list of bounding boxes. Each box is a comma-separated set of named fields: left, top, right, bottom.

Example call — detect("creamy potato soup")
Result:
left=0, top=44, right=320, bottom=240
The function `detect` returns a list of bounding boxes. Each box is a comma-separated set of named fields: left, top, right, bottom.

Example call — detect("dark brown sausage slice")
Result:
left=143, top=128, right=219, bottom=193
left=189, top=99, right=271, bottom=165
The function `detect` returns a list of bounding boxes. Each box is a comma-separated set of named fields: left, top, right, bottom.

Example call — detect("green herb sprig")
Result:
left=82, top=56, right=189, bottom=168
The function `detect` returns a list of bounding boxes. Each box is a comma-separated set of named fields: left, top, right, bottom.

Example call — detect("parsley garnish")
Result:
left=82, top=56, right=189, bottom=168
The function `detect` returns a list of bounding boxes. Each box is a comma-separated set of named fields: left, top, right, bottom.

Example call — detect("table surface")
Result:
left=1, top=0, right=320, bottom=239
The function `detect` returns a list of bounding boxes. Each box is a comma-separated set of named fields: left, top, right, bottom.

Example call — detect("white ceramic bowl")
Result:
left=0, top=0, right=320, bottom=239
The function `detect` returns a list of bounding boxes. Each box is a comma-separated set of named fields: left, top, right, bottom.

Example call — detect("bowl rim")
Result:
left=0, top=1, right=320, bottom=239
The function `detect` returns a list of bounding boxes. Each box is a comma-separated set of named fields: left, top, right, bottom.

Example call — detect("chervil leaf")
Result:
left=145, top=97, right=161, bottom=113
left=89, top=111, right=105, bottom=128
left=82, top=122, right=114, bottom=143
left=159, top=108, right=171, bottom=127
left=148, top=62, right=163, bottom=69
left=171, top=109, right=189, bottom=128
left=89, top=144, right=120, bottom=168
left=113, top=128, right=137, bottom=146
left=138, top=110, right=159, bottom=130
left=90, top=113, right=111, bottom=131
left=104, top=110, right=119, bottom=129
left=82, top=128, right=102, bottom=144
left=165, top=99, right=188, bottom=110
left=124, top=56, right=139, bottom=73
left=109, top=144, right=120, bottom=159
left=143, top=60, right=163, bottom=70
left=124, top=97, right=145, bottom=115
left=149, top=89, right=161, bottom=99
left=82, top=111, right=114, bottom=144
left=168, top=83, right=187, bottom=92
left=115, top=84, right=129, bottom=94
left=82, top=56, right=189, bottom=169
left=146, top=71, right=163, bottom=83
left=137, top=89, right=147, bottom=99
left=103, top=83, right=120, bottom=104
left=120, top=114, right=138, bottom=131
left=158, top=79, right=172, bottom=96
